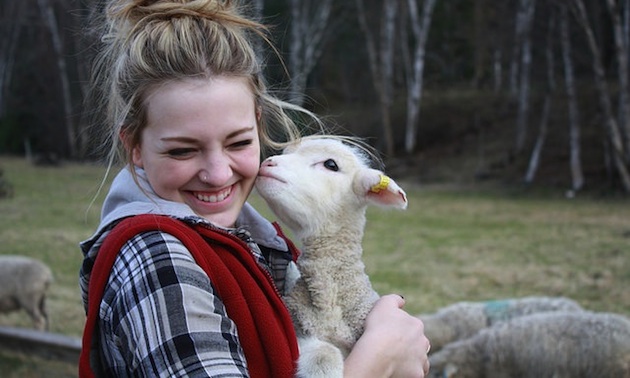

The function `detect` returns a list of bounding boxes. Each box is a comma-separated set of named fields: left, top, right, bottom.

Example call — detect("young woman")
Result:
left=79, top=1, right=430, bottom=377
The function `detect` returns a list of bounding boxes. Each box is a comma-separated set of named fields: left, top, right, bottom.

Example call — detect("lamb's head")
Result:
left=255, top=137, right=407, bottom=239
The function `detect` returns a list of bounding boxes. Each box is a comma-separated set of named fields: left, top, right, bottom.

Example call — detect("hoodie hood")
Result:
left=80, top=166, right=288, bottom=254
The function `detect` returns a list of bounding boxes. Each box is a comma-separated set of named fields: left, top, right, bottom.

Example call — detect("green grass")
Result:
left=0, top=157, right=107, bottom=338
left=1, top=156, right=630, bottom=376
left=360, top=187, right=630, bottom=316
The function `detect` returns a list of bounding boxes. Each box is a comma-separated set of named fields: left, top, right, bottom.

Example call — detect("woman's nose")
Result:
left=199, top=154, right=232, bottom=185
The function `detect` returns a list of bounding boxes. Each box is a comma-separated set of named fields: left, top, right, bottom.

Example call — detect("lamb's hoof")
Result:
left=297, top=337, right=344, bottom=378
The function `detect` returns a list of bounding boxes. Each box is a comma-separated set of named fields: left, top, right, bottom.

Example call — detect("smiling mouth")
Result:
left=193, top=186, right=232, bottom=203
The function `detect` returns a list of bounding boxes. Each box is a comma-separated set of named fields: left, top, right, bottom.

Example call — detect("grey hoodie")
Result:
left=81, top=165, right=288, bottom=252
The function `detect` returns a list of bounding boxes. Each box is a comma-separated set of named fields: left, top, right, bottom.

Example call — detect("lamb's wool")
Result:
left=420, top=296, right=584, bottom=352
left=255, top=136, right=408, bottom=378
left=0, top=255, right=53, bottom=330
left=427, top=311, right=630, bottom=378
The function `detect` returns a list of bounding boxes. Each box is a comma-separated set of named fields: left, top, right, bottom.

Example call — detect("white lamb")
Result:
left=255, top=136, right=408, bottom=378
left=427, top=311, right=630, bottom=378
left=0, top=255, right=54, bottom=331
left=419, top=296, right=584, bottom=352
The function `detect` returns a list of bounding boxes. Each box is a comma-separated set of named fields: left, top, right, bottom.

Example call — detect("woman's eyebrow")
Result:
left=226, top=126, right=256, bottom=139
left=159, top=126, right=256, bottom=143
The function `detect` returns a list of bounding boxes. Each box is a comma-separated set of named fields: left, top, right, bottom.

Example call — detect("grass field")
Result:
left=0, top=156, right=629, bottom=376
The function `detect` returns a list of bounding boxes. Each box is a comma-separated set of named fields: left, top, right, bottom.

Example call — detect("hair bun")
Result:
left=105, top=0, right=261, bottom=39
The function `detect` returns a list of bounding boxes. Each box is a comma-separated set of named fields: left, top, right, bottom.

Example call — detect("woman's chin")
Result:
left=190, top=200, right=242, bottom=228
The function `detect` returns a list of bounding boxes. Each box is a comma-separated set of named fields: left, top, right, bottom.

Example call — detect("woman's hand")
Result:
left=344, top=294, right=430, bottom=377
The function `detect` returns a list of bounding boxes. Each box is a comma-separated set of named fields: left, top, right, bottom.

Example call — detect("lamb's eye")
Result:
left=323, top=159, right=339, bottom=171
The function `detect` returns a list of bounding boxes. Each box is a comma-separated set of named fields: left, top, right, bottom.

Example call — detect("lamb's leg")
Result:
left=296, top=336, right=344, bottom=378
left=38, top=295, right=49, bottom=331
left=20, top=294, right=47, bottom=331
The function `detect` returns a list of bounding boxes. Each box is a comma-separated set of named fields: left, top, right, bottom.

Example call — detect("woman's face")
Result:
left=132, top=76, right=261, bottom=228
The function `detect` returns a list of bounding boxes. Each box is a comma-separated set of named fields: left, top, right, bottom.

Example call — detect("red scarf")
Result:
left=79, top=214, right=299, bottom=377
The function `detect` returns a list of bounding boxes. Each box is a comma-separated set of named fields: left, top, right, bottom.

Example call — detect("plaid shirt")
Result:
left=79, top=217, right=294, bottom=377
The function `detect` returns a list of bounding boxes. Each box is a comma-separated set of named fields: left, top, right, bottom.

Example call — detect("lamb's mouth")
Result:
left=193, top=187, right=232, bottom=203
left=257, top=172, right=287, bottom=183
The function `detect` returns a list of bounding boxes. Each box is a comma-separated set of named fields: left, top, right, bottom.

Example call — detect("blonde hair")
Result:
left=88, top=0, right=321, bottom=169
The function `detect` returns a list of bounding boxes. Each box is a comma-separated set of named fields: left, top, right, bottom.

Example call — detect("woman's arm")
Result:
left=343, top=294, right=430, bottom=378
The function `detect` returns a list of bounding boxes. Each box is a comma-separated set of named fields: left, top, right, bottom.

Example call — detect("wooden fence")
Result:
left=0, top=326, right=81, bottom=364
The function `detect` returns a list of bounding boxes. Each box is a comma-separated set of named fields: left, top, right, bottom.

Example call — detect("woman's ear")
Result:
left=120, top=127, right=143, bottom=168
left=131, top=146, right=143, bottom=168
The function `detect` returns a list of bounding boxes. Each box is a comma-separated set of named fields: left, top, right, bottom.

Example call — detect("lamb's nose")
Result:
left=261, top=158, right=277, bottom=167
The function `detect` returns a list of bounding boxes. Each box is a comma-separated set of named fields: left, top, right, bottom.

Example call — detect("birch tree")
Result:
left=288, top=0, right=333, bottom=106
left=570, top=0, right=630, bottom=192
left=525, top=13, right=556, bottom=184
left=356, top=0, right=398, bottom=157
left=251, top=0, right=264, bottom=61
left=0, top=1, right=25, bottom=118
left=484, top=2, right=514, bottom=94
left=513, top=0, right=536, bottom=155
left=73, top=0, right=102, bottom=159
left=509, top=0, right=533, bottom=97
left=252, top=0, right=264, bottom=19
left=38, top=0, right=76, bottom=157
left=404, top=0, right=438, bottom=154
left=560, top=5, right=584, bottom=192
left=606, top=0, right=630, bottom=162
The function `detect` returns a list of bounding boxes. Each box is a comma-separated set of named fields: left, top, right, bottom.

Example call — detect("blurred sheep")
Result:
left=0, top=255, right=53, bottom=331
left=419, top=296, right=583, bottom=352
left=255, top=136, right=408, bottom=378
left=427, top=311, right=630, bottom=378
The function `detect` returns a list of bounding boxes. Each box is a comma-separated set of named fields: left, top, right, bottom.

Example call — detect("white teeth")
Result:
left=195, top=187, right=231, bottom=203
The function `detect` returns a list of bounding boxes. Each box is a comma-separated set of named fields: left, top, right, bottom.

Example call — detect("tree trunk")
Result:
left=525, top=13, right=556, bottom=185
left=0, top=1, right=25, bottom=118
left=571, top=0, right=630, bottom=192
left=356, top=0, right=398, bottom=157
left=404, top=0, right=438, bottom=154
left=472, top=0, right=487, bottom=89
left=509, top=0, right=527, bottom=97
left=560, top=5, right=584, bottom=192
left=514, top=0, right=536, bottom=155
left=38, top=0, right=76, bottom=157
left=288, top=0, right=333, bottom=107
left=525, top=95, right=552, bottom=184
left=380, top=0, right=398, bottom=156
left=493, top=49, right=503, bottom=94
left=251, top=0, right=264, bottom=60
left=606, top=0, right=630, bottom=163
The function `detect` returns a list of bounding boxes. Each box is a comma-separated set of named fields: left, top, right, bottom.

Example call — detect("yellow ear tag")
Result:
left=370, top=175, right=390, bottom=193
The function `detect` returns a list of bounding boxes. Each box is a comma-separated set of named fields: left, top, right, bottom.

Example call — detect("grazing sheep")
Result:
left=0, top=255, right=53, bottom=331
left=255, top=136, right=408, bottom=378
left=427, top=311, right=630, bottom=378
left=420, top=296, right=584, bottom=352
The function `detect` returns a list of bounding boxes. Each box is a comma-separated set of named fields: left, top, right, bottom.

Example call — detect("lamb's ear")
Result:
left=358, top=169, right=408, bottom=209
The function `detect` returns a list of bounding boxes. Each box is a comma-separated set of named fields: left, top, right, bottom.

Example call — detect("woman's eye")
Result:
left=167, top=148, right=195, bottom=157
left=323, top=159, right=339, bottom=171
left=230, top=139, right=253, bottom=149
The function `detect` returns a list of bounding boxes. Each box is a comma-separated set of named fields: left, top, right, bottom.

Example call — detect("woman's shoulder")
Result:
left=103, top=225, right=215, bottom=310
left=111, top=223, right=202, bottom=274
